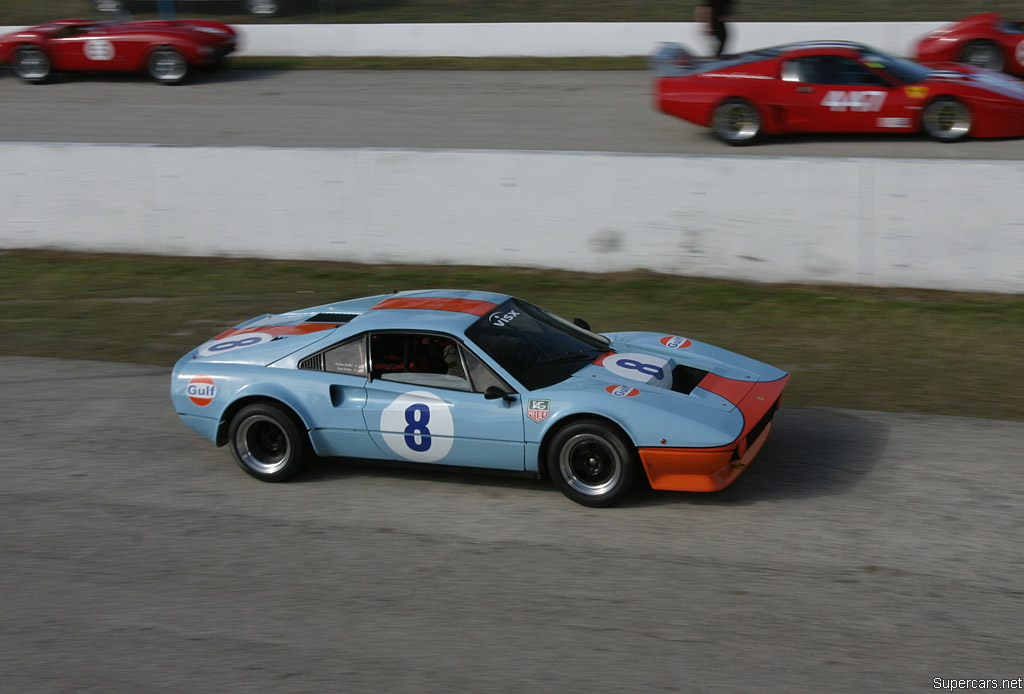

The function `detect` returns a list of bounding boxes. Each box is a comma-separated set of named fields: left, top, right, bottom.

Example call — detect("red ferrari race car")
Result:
left=914, top=13, right=1024, bottom=76
left=0, top=18, right=236, bottom=85
left=651, top=41, right=1024, bottom=145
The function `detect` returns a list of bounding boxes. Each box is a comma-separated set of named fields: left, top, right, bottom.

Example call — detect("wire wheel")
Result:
left=921, top=97, right=972, bottom=142
left=711, top=98, right=762, bottom=145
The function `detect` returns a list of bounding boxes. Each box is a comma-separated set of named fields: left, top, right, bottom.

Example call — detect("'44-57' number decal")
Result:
left=821, top=90, right=886, bottom=112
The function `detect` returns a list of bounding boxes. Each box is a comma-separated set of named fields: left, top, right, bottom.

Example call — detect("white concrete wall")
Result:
left=2, top=142, right=1021, bottom=293
left=1, top=22, right=944, bottom=58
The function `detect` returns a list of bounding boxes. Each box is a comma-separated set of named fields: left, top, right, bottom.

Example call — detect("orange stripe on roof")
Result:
left=371, top=297, right=498, bottom=316
left=213, top=324, right=340, bottom=340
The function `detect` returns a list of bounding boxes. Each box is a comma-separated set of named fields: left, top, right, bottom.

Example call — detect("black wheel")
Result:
left=921, top=96, right=972, bottom=143
left=711, top=97, right=762, bottom=146
left=147, top=47, right=189, bottom=85
left=959, top=40, right=1004, bottom=72
left=12, top=47, right=51, bottom=84
left=546, top=420, right=638, bottom=507
left=244, top=0, right=280, bottom=16
left=228, top=403, right=308, bottom=482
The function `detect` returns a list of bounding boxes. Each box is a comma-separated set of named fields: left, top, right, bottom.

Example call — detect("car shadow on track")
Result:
left=293, top=406, right=888, bottom=508
left=5, top=67, right=273, bottom=87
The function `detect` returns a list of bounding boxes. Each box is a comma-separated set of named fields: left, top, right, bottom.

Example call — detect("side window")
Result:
left=463, top=349, right=513, bottom=394
left=323, top=336, right=367, bottom=376
left=369, top=333, right=472, bottom=392
left=786, top=56, right=887, bottom=86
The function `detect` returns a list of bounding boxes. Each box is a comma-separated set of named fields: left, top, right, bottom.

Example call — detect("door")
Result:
left=361, top=332, right=525, bottom=470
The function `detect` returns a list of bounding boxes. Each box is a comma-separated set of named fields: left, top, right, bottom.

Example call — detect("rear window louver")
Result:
left=305, top=313, right=358, bottom=323
left=298, top=353, right=325, bottom=371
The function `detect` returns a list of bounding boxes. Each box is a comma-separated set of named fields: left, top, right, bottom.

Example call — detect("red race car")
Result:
left=652, top=41, right=1024, bottom=145
left=0, top=18, right=236, bottom=85
left=915, top=13, right=1024, bottom=76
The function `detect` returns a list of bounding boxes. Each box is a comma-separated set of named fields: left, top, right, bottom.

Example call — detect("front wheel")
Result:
left=921, top=96, right=972, bottom=142
left=228, top=403, right=308, bottom=482
left=546, top=420, right=638, bottom=507
left=12, top=47, right=51, bottom=84
left=147, top=47, right=189, bottom=85
left=711, top=97, right=762, bottom=146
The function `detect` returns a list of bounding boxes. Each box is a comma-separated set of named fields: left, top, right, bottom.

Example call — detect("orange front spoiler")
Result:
left=638, top=375, right=788, bottom=492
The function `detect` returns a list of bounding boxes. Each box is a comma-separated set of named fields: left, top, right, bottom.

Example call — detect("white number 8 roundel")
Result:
left=603, top=352, right=671, bottom=387
left=380, top=391, right=455, bottom=463
left=84, top=39, right=115, bottom=61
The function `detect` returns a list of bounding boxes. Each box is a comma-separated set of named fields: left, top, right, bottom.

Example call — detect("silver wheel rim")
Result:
left=558, top=433, right=622, bottom=497
left=236, top=415, right=291, bottom=475
left=713, top=102, right=760, bottom=142
left=150, top=50, right=187, bottom=81
left=246, top=0, right=279, bottom=14
left=924, top=101, right=971, bottom=139
left=962, top=44, right=1002, bottom=71
left=14, top=50, right=49, bottom=81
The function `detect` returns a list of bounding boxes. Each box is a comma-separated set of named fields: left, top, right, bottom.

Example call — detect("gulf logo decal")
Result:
left=660, top=335, right=692, bottom=349
left=606, top=385, right=640, bottom=398
left=186, top=375, right=216, bottom=406
left=380, top=391, right=454, bottom=463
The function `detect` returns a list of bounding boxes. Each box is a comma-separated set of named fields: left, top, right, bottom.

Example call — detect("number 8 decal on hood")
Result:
left=380, top=391, right=455, bottom=463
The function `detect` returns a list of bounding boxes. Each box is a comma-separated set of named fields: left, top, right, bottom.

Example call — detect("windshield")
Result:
left=465, top=299, right=610, bottom=390
left=861, top=48, right=931, bottom=84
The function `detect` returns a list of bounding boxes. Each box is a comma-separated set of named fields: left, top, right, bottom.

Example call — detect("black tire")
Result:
left=147, top=47, right=189, bottom=85
left=959, top=40, right=1004, bottom=72
left=921, top=96, right=973, bottom=143
left=12, top=46, right=51, bottom=84
left=546, top=420, right=638, bottom=507
left=228, top=403, right=308, bottom=482
left=244, top=0, right=280, bottom=16
left=710, top=97, right=762, bottom=146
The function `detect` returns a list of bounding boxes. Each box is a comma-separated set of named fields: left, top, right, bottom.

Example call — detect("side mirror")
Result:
left=484, top=385, right=516, bottom=403
left=573, top=317, right=592, bottom=331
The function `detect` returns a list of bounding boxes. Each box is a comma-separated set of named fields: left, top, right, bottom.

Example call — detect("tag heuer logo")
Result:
left=527, top=399, right=550, bottom=422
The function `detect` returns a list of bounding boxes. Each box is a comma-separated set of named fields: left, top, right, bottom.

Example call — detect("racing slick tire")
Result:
left=546, top=420, right=638, bottom=507
left=921, top=96, right=973, bottom=143
left=228, top=403, right=308, bottom=482
left=244, top=0, right=280, bottom=16
left=12, top=46, right=51, bottom=84
left=147, top=47, right=189, bottom=85
left=959, top=40, right=1004, bottom=72
left=711, top=97, right=762, bottom=146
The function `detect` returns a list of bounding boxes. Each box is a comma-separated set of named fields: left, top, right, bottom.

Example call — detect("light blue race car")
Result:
left=171, top=289, right=789, bottom=507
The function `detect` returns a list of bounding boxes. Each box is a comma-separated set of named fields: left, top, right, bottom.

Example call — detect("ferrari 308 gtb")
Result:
left=171, top=290, right=789, bottom=507
left=0, top=18, right=236, bottom=84
left=652, top=40, right=1024, bottom=145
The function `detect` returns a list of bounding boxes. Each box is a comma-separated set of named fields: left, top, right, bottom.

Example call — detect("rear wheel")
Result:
left=959, top=40, right=1004, bottom=72
left=12, top=47, right=51, bottom=84
left=921, top=96, right=972, bottom=142
left=711, top=97, right=762, bottom=146
left=228, top=403, right=308, bottom=482
left=147, top=47, right=189, bottom=85
left=546, top=420, right=638, bottom=507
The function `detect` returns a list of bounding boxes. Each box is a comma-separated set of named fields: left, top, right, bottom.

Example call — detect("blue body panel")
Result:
left=171, top=290, right=788, bottom=475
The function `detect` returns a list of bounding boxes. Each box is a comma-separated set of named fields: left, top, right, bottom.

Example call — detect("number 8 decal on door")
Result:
left=380, top=391, right=455, bottom=463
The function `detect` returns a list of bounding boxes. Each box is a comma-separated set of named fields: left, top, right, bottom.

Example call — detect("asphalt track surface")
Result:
left=4, top=67, right=1024, bottom=158
left=3, top=69, right=1023, bottom=692
left=3, top=356, right=1023, bottom=693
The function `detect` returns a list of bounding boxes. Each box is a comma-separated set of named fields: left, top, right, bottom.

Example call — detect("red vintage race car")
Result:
left=914, top=13, right=1024, bottom=76
left=651, top=41, right=1024, bottom=145
left=0, top=18, right=236, bottom=85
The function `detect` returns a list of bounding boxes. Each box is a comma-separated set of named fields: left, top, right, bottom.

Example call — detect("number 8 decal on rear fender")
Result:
left=380, top=391, right=454, bottom=462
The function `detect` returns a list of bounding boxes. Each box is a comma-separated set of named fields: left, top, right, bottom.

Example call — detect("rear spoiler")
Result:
left=648, top=42, right=706, bottom=77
